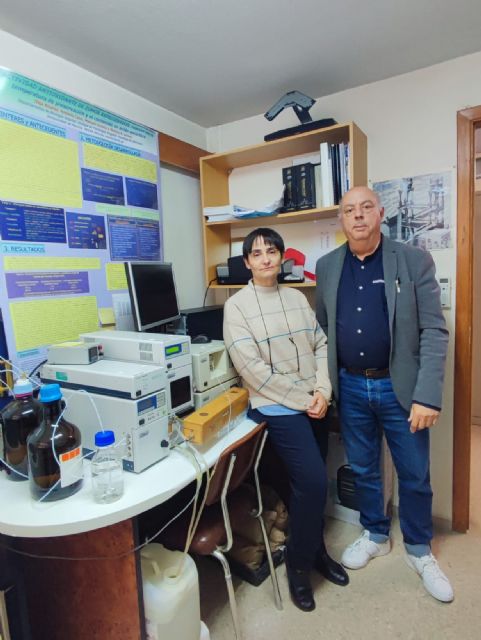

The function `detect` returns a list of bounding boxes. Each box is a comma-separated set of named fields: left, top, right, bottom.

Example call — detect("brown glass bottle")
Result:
left=27, top=383, right=83, bottom=502
left=0, top=377, right=41, bottom=481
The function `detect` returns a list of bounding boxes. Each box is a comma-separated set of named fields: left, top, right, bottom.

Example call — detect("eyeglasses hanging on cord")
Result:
left=252, top=283, right=300, bottom=375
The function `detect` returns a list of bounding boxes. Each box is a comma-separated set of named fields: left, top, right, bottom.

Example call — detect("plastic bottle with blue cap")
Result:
left=91, top=429, right=124, bottom=503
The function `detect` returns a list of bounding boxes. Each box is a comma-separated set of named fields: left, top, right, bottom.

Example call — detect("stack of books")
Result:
left=281, top=142, right=350, bottom=212
left=203, top=192, right=284, bottom=222
left=202, top=205, right=237, bottom=222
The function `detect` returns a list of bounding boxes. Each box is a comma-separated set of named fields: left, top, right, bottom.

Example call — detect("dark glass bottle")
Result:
left=0, top=377, right=41, bottom=481
left=27, top=383, right=83, bottom=502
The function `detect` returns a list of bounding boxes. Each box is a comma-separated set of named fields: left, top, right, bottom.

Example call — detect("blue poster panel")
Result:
left=81, top=168, right=125, bottom=206
left=125, top=177, right=158, bottom=209
left=66, top=212, right=107, bottom=250
left=108, top=216, right=161, bottom=261
left=6, top=271, right=89, bottom=298
left=0, top=201, right=66, bottom=243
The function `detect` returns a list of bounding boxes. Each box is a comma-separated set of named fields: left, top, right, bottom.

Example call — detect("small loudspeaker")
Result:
left=216, top=264, right=229, bottom=278
left=227, top=255, right=251, bottom=283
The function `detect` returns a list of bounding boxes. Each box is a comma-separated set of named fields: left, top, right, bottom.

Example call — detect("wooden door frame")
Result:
left=453, top=106, right=481, bottom=531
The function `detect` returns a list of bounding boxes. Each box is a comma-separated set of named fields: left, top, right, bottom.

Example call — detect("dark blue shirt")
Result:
left=336, top=242, right=391, bottom=369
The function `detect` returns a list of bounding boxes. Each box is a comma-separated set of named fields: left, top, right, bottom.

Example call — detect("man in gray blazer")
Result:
left=316, top=186, right=453, bottom=602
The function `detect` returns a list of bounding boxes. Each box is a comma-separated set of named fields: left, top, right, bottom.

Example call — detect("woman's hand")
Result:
left=307, top=391, right=329, bottom=419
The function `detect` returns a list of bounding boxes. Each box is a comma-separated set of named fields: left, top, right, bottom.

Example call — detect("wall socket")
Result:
left=439, top=276, right=451, bottom=309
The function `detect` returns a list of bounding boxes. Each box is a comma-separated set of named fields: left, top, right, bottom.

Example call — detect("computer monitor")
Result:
left=124, top=261, right=180, bottom=332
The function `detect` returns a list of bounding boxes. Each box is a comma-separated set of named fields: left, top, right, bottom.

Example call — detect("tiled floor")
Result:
left=196, top=436, right=481, bottom=639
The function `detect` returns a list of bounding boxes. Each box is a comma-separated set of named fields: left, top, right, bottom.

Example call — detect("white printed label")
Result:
left=59, top=447, right=83, bottom=487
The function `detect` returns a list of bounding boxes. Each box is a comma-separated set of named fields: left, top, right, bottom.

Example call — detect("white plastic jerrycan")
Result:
left=141, top=543, right=201, bottom=640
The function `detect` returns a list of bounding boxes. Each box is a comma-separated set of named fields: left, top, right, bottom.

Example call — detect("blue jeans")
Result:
left=248, top=407, right=328, bottom=570
left=338, top=369, right=433, bottom=549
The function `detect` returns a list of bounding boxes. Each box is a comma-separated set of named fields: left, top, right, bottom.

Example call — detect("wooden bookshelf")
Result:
left=199, top=122, right=367, bottom=286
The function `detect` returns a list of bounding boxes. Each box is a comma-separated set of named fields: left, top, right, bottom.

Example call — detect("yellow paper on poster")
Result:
left=0, top=119, right=82, bottom=207
left=98, top=307, right=116, bottom=326
left=3, top=256, right=101, bottom=272
left=105, top=263, right=128, bottom=290
left=335, top=231, right=346, bottom=246
left=10, top=297, right=99, bottom=351
left=83, top=143, right=157, bottom=182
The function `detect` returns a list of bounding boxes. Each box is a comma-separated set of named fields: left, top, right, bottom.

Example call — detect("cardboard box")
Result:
left=182, top=387, right=248, bottom=445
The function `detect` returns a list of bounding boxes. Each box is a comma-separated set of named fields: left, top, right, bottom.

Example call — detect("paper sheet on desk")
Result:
left=112, top=293, right=135, bottom=330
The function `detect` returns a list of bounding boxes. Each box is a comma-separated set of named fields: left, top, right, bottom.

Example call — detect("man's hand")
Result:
left=408, top=403, right=440, bottom=433
left=307, top=391, right=329, bottom=419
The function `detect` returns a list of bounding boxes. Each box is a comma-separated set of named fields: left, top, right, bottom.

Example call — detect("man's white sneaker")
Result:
left=405, top=553, right=454, bottom=602
left=341, top=530, right=391, bottom=569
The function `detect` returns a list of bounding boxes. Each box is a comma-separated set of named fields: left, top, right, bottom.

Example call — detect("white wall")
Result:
left=161, top=166, right=205, bottom=309
left=0, top=29, right=207, bottom=310
left=0, top=29, right=206, bottom=148
left=207, top=50, right=481, bottom=521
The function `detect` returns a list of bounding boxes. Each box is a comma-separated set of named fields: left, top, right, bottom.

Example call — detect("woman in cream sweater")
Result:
left=223, top=228, right=348, bottom=612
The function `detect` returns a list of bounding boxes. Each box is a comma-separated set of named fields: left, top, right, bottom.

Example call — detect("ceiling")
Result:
left=1, top=0, right=481, bottom=128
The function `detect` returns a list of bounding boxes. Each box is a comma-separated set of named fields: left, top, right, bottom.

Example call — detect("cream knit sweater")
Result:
left=223, top=281, right=331, bottom=411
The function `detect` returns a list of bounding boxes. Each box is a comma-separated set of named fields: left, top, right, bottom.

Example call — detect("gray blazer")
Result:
left=315, top=236, right=449, bottom=411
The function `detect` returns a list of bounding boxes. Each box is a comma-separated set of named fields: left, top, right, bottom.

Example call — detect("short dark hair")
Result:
left=242, top=228, right=285, bottom=259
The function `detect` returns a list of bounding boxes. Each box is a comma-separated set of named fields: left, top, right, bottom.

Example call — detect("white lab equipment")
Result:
left=41, top=359, right=166, bottom=400
left=190, top=340, right=237, bottom=392
left=62, top=388, right=169, bottom=473
left=81, top=331, right=193, bottom=413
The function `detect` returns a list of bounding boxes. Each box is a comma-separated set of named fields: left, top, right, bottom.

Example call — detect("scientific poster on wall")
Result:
left=0, top=69, right=163, bottom=374
left=373, top=171, right=452, bottom=251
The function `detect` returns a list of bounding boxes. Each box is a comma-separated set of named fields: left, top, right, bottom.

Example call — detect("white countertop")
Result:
left=0, top=419, right=258, bottom=538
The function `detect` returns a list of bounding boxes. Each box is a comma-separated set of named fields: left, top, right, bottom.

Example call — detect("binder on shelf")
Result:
left=282, top=166, right=297, bottom=212
left=330, top=143, right=341, bottom=205
left=320, top=142, right=334, bottom=207
left=336, top=142, right=350, bottom=198
left=344, top=144, right=350, bottom=192
left=291, top=154, right=323, bottom=208
left=296, top=163, right=316, bottom=210
left=338, top=143, right=346, bottom=198
left=313, top=163, right=323, bottom=208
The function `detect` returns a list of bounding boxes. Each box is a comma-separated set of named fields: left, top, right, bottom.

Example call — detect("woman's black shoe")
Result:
left=315, top=548, right=350, bottom=586
left=286, top=558, right=315, bottom=612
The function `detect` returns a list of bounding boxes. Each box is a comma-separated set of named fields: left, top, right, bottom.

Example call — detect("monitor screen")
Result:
left=125, top=261, right=180, bottom=331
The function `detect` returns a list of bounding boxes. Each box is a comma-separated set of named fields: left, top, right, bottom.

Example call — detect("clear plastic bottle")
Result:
left=0, top=376, right=41, bottom=481
left=91, top=430, right=124, bottom=504
left=27, top=383, right=83, bottom=501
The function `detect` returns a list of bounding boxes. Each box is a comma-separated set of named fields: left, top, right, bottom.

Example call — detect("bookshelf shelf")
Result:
left=205, top=205, right=340, bottom=228
left=200, top=122, right=367, bottom=285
